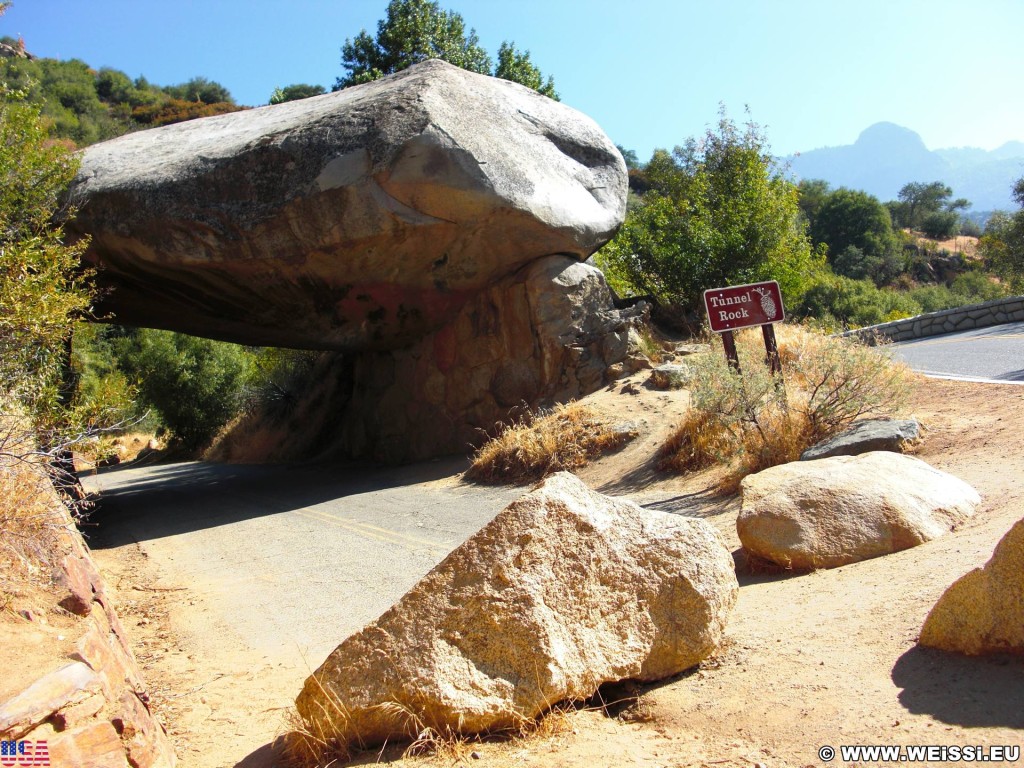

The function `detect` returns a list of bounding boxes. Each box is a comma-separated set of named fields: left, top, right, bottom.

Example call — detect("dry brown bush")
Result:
left=282, top=677, right=579, bottom=767
left=465, top=402, right=636, bottom=485
left=659, top=324, right=915, bottom=491
left=0, top=414, right=71, bottom=601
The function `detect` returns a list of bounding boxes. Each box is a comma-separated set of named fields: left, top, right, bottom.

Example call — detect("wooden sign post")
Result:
left=703, top=280, right=786, bottom=375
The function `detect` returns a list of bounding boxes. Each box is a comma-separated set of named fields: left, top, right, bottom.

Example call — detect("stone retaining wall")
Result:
left=842, top=295, right=1024, bottom=343
left=0, top=495, right=175, bottom=767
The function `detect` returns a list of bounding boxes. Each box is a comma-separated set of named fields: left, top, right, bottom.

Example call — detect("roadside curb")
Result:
left=841, top=295, right=1024, bottom=344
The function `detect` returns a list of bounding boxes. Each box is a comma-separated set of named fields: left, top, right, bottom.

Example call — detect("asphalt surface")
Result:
left=82, top=459, right=523, bottom=663
left=886, top=320, right=1024, bottom=383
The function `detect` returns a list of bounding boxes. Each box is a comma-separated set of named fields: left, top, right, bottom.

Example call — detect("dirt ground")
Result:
left=89, top=373, right=1024, bottom=767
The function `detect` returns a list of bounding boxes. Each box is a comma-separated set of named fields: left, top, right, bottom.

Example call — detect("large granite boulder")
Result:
left=68, top=59, right=627, bottom=350
left=294, top=473, right=737, bottom=754
left=919, top=517, right=1024, bottom=655
left=209, top=254, right=646, bottom=462
left=337, top=255, right=646, bottom=460
left=737, top=452, right=980, bottom=569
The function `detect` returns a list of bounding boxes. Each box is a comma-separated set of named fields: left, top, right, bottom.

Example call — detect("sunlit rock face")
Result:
left=67, top=59, right=627, bottom=351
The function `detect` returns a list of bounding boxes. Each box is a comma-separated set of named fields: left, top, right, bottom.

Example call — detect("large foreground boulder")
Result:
left=919, top=517, right=1024, bottom=655
left=737, top=452, right=980, bottom=569
left=295, top=473, right=737, bottom=753
left=67, top=59, right=627, bottom=350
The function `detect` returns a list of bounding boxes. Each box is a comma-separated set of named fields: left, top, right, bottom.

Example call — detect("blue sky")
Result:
left=5, top=0, right=1023, bottom=159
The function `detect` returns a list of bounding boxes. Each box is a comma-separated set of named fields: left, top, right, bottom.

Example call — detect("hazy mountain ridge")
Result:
left=787, top=122, right=1024, bottom=211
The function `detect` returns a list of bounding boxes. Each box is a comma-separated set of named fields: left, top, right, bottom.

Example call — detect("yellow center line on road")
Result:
left=292, top=507, right=448, bottom=553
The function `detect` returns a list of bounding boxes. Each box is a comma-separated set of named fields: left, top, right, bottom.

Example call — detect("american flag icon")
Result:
left=0, top=740, right=50, bottom=766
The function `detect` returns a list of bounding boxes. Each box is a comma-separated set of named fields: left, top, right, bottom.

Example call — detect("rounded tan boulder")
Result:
left=295, top=472, right=737, bottom=754
left=919, top=517, right=1024, bottom=655
left=737, top=452, right=980, bottom=569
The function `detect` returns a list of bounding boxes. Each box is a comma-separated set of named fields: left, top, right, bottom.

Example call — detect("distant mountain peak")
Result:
left=854, top=122, right=928, bottom=154
left=788, top=122, right=1021, bottom=210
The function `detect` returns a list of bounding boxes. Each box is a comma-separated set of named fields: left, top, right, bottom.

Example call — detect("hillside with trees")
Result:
left=0, top=43, right=243, bottom=145
left=607, top=122, right=1020, bottom=331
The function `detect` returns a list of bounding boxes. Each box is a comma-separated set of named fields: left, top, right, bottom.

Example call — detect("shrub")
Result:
left=797, top=273, right=922, bottom=328
left=907, top=270, right=1008, bottom=313
left=658, top=408, right=736, bottom=473
left=906, top=284, right=959, bottom=314
left=131, top=98, right=242, bottom=127
left=0, top=86, right=92, bottom=437
left=269, top=83, right=326, bottom=104
left=658, top=325, right=914, bottom=491
left=597, top=112, right=821, bottom=323
left=960, top=218, right=982, bottom=238
left=633, top=324, right=668, bottom=364
left=0, top=410, right=67, bottom=597
left=466, top=402, right=636, bottom=484
left=115, top=329, right=255, bottom=450
left=921, top=210, right=960, bottom=240
left=831, top=244, right=906, bottom=286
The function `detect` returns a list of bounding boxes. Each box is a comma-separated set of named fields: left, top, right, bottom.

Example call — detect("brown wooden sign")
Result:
left=703, top=280, right=785, bottom=333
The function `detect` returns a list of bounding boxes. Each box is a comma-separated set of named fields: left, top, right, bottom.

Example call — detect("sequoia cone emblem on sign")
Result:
left=753, top=287, right=778, bottom=320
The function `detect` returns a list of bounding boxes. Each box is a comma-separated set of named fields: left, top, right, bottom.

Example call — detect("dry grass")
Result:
left=658, top=323, right=916, bottom=492
left=658, top=409, right=734, bottom=474
left=73, top=431, right=162, bottom=470
left=465, top=402, right=637, bottom=485
left=633, top=324, right=669, bottom=364
left=717, top=407, right=813, bottom=494
left=0, top=416, right=69, bottom=600
left=282, top=685, right=577, bottom=768
left=205, top=410, right=290, bottom=464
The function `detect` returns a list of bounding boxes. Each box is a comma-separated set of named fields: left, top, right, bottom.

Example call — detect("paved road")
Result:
left=83, top=459, right=522, bottom=663
left=886, top=320, right=1024, bottom=383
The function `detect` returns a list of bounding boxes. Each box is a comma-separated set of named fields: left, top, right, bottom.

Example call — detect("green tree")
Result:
left=616, top=144, right=641, bottom=170
left=0, top=56, right=125, bottom=145
left=115, top=329, right=254, bottom=450
left=891, top=181, right=969, bottom=231
left=920, top=210, right=960, bottom=239
left=0, top=86, right=92, bottom=431
left=336, top=0, right=491, bottom=88
left=95, top=67, right=133, bottom=103
left=163, top=76, right=234, bottom=105
left=810, top=187, right=903, bottom=284
left=494, top=41, right=558, bottom=99
left=811, top=188, right=896, bottom=258
left=95, top=67, right=160, bottom=109
left=796, top=178, right=831, bottom=231
left=269, top=83, right=326, bottom=104
left=335, top=0, right=559, bottom=98
left=0, top=55, right=179, bottom=145
left=979, top=178, right=1024, bottom=290
left=597, top=112, right=821, bottom=323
